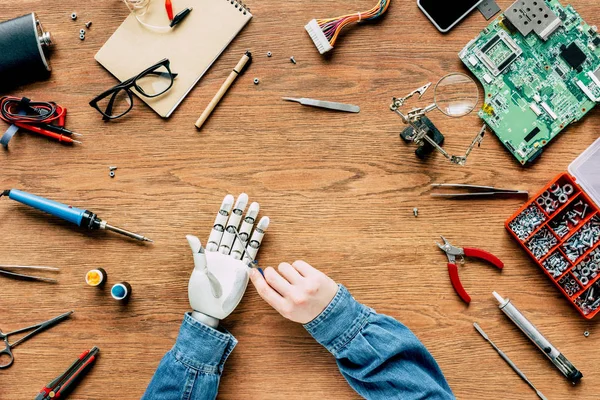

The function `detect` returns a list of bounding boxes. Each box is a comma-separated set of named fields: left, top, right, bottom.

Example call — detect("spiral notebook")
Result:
left=95, top=0, right=252, bottom=118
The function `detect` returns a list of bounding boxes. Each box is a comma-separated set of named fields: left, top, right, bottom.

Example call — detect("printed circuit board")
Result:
left=460, top=0, right=600, bottom=165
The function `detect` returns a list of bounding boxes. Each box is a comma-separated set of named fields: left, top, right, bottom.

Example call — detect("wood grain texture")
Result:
left=1, top=0, right=600, bottom=398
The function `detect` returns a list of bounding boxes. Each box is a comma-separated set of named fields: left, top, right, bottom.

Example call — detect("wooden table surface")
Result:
left=2, top=0, right=600, bottom=398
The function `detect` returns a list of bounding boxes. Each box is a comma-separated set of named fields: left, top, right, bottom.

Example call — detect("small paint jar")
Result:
left=85, top=268, right=107, bottom=287
left=111, top=282, right=132, bottom=302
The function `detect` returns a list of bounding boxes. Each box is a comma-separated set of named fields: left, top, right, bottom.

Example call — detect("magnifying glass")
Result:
left=433, top=72, right=479, bottom=118
left=389, top=72, right=485, bottom=166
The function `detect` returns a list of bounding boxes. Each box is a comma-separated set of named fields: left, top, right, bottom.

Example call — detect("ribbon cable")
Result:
left=1, top=124, right=19, bottom=148
left=1, top=99, right=31, bottom=148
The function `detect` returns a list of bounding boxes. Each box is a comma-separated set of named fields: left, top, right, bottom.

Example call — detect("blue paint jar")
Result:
left=111, top=282, right=132, bottom=302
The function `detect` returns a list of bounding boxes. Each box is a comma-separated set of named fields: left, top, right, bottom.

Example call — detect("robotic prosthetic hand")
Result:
left=187, top=194, right=269, bottom=328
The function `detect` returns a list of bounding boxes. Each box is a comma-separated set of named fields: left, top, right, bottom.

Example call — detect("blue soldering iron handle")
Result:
left=7, top=189, right=86, bottom=226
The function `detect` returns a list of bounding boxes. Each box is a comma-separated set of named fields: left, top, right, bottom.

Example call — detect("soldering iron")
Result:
left=1, top=189, right=153, bottom=242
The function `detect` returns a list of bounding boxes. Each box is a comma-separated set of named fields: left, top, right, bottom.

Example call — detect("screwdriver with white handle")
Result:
left=1, top=189, right=153, bottom=242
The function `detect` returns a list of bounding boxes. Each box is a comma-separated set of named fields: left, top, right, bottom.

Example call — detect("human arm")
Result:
left=141, top=313, right=237, bottom=400
left=250, top=261, right=455, bottom=400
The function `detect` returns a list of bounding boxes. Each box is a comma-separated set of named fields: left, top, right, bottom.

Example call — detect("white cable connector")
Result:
left=305, top=19, right=333, bottom=54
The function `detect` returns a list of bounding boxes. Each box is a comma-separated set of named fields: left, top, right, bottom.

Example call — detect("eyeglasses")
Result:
left=90, top=59, right=177, bottom=120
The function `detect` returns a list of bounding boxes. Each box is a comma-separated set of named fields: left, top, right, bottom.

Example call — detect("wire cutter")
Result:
left=0, top=311, right=73, bottom=368
left=437, top=236, right=504, bottom=304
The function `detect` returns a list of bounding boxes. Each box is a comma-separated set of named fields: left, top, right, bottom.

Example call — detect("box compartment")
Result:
left=506, top=138, right=600, bottom=319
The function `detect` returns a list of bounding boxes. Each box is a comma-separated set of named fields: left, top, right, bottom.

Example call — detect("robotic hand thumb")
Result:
left=187, top=235, right=223, bottom=298
left=186, top=235, right=251, bottom=328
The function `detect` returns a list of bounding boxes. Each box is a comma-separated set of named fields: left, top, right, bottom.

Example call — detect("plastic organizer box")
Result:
left=506, top=138, right=600, bottom=319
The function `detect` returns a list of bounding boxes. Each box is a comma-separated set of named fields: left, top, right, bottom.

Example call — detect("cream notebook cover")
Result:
left=95, top=0, right=252, bottom=118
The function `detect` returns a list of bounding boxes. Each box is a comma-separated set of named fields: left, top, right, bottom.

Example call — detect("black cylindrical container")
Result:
left=0, top=13, right=52, bottom=91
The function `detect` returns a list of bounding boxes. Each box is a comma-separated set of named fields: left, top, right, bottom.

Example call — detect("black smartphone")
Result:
left=418, top=0, right=483, bottom=33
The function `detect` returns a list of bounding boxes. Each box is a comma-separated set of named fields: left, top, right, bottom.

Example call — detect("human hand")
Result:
left=187, top=194, right=269, bottom=328
left=250, top=261, right=339, bottom=324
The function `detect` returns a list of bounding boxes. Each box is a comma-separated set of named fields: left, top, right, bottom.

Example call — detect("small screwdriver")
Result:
left=1, top=189, right=153, bottom=242
left=473, top=323, right=547, bottom=400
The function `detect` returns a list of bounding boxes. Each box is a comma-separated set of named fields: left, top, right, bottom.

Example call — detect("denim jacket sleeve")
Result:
left=304, top=285, right=455, bottom=400
left=141, top=313, right=237, bottom=400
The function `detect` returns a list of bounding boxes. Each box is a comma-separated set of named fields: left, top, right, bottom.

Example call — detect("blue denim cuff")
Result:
left=303, top=285, right=371, bottom=356
left=171, top=313, right=238, bottom=374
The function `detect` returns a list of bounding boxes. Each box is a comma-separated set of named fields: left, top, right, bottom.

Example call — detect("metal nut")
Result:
left=109, top=171, right=115, bottom=178
left=71, top=12, right=77, bottom=20
left=253, top=78, right=259, bottom=85
left=563, top=184, right=574, bottom=196
left=80, top=29, right=86, bottom=34
left=267, top=51, right=272, bottom=57
left=584, top=330, right=590, bottom=337
left=559, top=193, right=569, bottom=204
left=79, top=33, right=85, bottom=40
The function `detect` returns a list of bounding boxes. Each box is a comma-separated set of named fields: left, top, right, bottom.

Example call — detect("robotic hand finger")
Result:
left=231, top=202, right=260, bottom=260
left=206, top=195, right=235, bottom=252
left=218, top=194, right=249, bottom=255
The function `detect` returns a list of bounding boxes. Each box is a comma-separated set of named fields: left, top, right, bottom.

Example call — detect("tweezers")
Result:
left=0, top=265, right=59, bottom=283
left=430, top=184, right=529, bottom=199
left=282, top=97, right=360, bottom=113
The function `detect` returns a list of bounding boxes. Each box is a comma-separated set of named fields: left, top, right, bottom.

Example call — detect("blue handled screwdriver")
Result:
left=1, top=189, right=153, bottom=242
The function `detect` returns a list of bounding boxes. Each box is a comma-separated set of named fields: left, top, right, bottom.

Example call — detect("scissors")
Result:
left=0, top=311, right=73, bottom=369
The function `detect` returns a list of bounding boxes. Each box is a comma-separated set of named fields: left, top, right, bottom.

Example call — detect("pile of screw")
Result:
left=535, top=183, right=575, bottom=214
left=509, top=205, right=546, bottom=241
left=72, top=12, right=91, bottom=40
left=561, top=216, right=600, bottom=262
left=559, top=274, right=581, bottom=297
left=575, top=280, right=600, bottom=315
left=527, top=227, right=557, bottom=259
left=573, top=248, right=600, bottom=286
left=549, top=200, right=590, bottom=238
left=543, top=251, right=570, bottom=278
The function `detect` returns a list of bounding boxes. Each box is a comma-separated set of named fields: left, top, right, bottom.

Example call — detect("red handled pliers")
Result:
left=437, top=236, right=504, bottom=304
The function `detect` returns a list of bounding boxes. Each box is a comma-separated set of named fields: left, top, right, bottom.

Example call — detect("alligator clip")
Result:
left=412, top=82, right=431, bottom=99
left=437, top=236, right=504, bottom=304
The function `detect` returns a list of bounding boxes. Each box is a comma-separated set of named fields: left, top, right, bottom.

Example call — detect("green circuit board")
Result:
left=460, top=0, right=600, bottom=165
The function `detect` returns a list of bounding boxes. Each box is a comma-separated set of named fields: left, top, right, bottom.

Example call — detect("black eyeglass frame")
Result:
left=89, top=58, right=177, bottom=120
